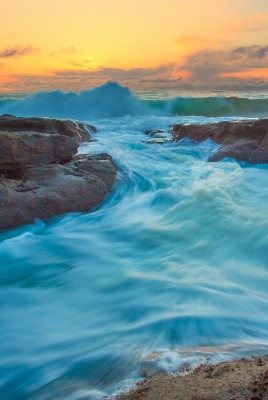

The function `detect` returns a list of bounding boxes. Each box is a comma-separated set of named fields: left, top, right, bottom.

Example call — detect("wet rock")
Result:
left=0, top=116, right=117, bottom=231
left=152, top=133, right=169, bottom=138
left=144, top=129, right=172, bottom=144
left=209, top=140, right=265, bottom=163
left=144, top=128, right=173, bottom=146
left=171, top=118, right=268, bottom=164
left=0, top=131, right=78, bottom=171
left=0, top=114, right=95, bottom=144
left=144, top=129, right=165, bottom=136
left=0, top=153, right=117, bottom=231
left=145, top=139, right=168, bottom=145
left=116, top=357, right=268, bottom=400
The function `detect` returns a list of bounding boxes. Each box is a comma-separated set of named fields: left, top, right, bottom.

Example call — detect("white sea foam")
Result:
left=1, top=86, right=268, bottom=399
left=0, top=82, right=268, bottom=119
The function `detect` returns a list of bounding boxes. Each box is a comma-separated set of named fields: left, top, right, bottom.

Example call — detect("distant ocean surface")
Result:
left=1, top=82, right=268, bottom=399
left=1, top=83, right=268, bottom=119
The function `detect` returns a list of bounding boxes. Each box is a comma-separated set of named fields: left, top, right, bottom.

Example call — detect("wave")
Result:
left=0, top=82, right=268, bottom=119
left=148, top=96, right=268, bottom=118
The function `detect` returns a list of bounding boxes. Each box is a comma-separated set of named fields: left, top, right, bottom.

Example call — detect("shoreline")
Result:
left=115, top=356, right=268, bottom=400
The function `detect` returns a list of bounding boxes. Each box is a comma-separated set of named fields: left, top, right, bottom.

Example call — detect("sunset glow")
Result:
left=1, top=0, right=268, bottom=92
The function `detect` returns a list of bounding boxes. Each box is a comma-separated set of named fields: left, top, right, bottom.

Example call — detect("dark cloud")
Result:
left=0, top=64, right=176, bottom=93
left=182, top=45, right=268, bottom=81
left=0, top=45, right=39, bottom=58
left=56, top=65, right=175, bottom=80
left=2, top=46, right=268, bottom=93
left=232, top=45, right=268, bottom=59
left=140, top=77, right=183, bottom=84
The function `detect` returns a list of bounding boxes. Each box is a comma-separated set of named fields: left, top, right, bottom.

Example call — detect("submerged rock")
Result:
left=144, top=129, right=165, bottom=136
left=0, top=154, right=117, bottom=231
left=144, top=128, right=172, bottom=144
left=171, top=118, right=268, bottom=163
left=145, top=138, right=169, bottom=145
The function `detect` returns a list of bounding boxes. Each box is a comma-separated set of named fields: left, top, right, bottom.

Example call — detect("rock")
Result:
left=116, top=357, right=268, bottom=400
left=0, top=115, right=117, bottom=230
left=0, top=114, right=95, bottom=144
left=144, top=129, right=172, bottom=144
left=208, top=140, right=267, bottom=163
left=0, top=131, right=78, bottom=172
left=171, top=119, right=268, bottom=164
left=152, top=133, right=169, bottom=138
left=0, top=153, right=117, bottom=231
left=145, top=139, right=168, bottom=145
left=144, top=129, right=165, bottom=136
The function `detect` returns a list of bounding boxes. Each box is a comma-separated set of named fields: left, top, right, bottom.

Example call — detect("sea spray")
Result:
left=1, top=82, right=268, bottom=119
left=1, top=88, right=268, bottom=399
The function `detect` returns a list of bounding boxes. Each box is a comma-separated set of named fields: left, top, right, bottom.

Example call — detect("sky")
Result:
left=1, top=0, right=268, bottom=92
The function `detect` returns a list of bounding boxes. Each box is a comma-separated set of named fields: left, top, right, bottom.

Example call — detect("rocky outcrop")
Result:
left=0, top=154, right=117, bottom=231
left=0, top=131, right=78, bottom=172
left=0, top=114, right=96, bottom=144
left=0, top=115, right=117, bottom=231
left=171, top=118, right=268, bottom=163
left=117, top=356, right=268, bottom=400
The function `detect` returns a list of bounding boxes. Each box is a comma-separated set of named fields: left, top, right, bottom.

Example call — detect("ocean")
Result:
left=1, top=82, right=268, bottom=399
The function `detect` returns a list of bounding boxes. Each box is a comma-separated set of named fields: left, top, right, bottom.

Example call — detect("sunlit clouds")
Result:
left=1, top=0, right=268, bottom=92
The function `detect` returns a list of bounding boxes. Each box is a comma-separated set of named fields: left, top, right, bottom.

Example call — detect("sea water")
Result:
left=1, top=82, right=268, bottom=399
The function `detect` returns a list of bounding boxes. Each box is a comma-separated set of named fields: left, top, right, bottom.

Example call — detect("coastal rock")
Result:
left=0, top=153, right=117, bottom=231
left=144, top=128, right=172, bottom=144
left=208, top=140, right=268, bottom=163
left=144, top=129, right=165, bottom=136
left=0, top=114, right=95, bottom=144
left=0, top=131, right=78, bottom=172
left=145, top=138, right=169, bottom=145
left=0, top=116, right=118, bottom=231
left=117, top=356, right=268, bottom=400
left=171, top=118, right=268, bottom=163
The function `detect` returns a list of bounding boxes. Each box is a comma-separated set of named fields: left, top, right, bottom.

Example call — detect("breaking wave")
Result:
left=1, top=94, right=268, bottom=398
left=0, top=82, right=268, bottom=119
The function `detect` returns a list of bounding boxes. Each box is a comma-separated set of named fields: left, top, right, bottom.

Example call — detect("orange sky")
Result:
left=1, top=0, right=268, bottom=92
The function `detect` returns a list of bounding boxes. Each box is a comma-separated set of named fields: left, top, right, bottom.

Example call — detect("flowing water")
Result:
left=1, top=83, right=268, bottom=399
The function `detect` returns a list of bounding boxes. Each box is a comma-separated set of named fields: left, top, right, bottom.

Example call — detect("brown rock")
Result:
left=0, top=114, right=95, bottom=144
left=0, top=131, right=78, bottom=171
left=0, top=153, right=117, bottom=231
left=116, top=356, right=268, bottom=400
left=209, top=140, right=261, bottom=163
left=171, top=118, right=268, bottom=164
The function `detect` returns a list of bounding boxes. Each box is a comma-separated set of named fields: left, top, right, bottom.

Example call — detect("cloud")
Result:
left=55, top=65, right=175, bottom=80
left=2, top=45, right=268, bottom=93
left=0, top=64, right=177, bottom=93
left=181, top=45, right=268, bottom=81
left=0, top=45, right=39, bottom=58
left=232, top=45, right=268, bottom=59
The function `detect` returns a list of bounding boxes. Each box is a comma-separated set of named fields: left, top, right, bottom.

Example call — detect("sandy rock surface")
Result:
left=116, top=356, right=268, bottom=400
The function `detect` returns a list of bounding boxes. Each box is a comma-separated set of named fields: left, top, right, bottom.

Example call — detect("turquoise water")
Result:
left=1, top=84, right=268, bottom=399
